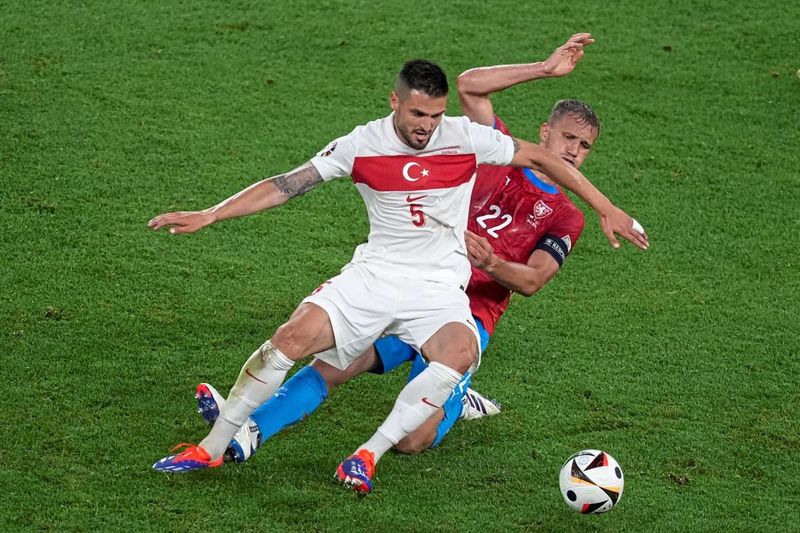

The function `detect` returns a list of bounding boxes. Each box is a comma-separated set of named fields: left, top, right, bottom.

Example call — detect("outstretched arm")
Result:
left=148, top=162, right=323, bottom=234
left=457, top=33, right=595, bottom=126
left=510, top=139, right=649, bottom=250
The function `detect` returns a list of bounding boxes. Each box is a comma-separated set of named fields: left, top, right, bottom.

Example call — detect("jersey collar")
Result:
left=522, top=168, right=559, bottom=194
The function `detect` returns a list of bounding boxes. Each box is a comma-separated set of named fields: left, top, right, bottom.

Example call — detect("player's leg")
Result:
left=195, top=383, right=261, bottom=463
left=196, top=336, right=419, bottom=464
left=394, top=375, right=501, bottom=453
left=247, top=334, right=415, bottom=434
left=364, top=322, right=474, bottom=451
left=405, top=350, right=429, bottom=381
left=234, top=337, right=415, bottom=468
left=337, top=315, right=478, bottom=493
left=237, top=349, right=382, bottom=459
left=314, top=344, right=382, bottom=387
left=394, top=406, right=446, bottom=454
left=196, top=303, right=334, bottom=457
left=153, top=302, right=336, bottom=472
left=369, top=335, right=420, bottom=377
left=248, top=342, right=386, bottom=434
left=193, top=354, right=370, bottom=463
left=396, top=318, right=496, bottom=453
left=155, top=264, right=399, bottom=472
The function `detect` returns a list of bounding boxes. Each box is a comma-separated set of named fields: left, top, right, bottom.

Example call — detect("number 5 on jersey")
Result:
left=406, top=194, right=427, bottom=227
left=409, top=204, right=425, bottom=226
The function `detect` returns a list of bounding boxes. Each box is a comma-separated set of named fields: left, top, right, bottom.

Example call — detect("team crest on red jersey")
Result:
left=533, top=200, right=553, bottom=219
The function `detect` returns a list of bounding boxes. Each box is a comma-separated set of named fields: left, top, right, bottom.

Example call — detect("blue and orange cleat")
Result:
left=152, top=443, right=223, bottom=473
left=334, top=449, right=376, bottom=495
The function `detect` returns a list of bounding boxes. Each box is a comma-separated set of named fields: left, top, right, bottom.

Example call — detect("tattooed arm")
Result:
left=148, top=162, right=323, bottom=234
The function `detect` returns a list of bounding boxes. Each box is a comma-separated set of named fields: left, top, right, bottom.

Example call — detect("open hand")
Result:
left=148, top=211, right=215, bottom=234
left=542, top=33, right=595, bottom=78
left=599, top=206, right=649, bottom=250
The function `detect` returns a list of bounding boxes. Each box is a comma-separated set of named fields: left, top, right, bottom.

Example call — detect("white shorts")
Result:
left=302, top=263, right=481, bottom=372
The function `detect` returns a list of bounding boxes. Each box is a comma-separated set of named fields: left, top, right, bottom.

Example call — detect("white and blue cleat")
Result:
left=461, top=388, right=502, bottom=420
left=195, top=383, right=262, bottom=463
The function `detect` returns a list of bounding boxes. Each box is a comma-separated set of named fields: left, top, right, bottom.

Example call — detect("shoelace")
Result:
left=169, top=443, right=206, bottom=458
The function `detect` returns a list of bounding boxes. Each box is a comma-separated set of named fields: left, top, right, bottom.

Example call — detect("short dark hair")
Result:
left=396, top=59, right=449, bottom=98
left=548, top=99, right=600, bottom=133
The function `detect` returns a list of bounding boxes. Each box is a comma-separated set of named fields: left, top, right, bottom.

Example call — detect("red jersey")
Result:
left=467, top=116, right=586, bottom=335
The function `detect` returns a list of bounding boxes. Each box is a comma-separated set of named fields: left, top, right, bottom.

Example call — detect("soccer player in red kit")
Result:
left=188, top=34, right=646, bottom=493
left=464, top=111, right=587, bottom=338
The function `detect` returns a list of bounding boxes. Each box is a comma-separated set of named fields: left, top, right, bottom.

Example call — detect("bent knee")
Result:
left=423, top=323, right=478, bottom=373
left=270, top=304, right=333, bottom=358
left=444, top=342, right=477, bottom=374
left=271, top=322, right=305, bottom=356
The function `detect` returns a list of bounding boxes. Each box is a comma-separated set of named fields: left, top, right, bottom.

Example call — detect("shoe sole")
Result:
left=334, top=473, right=371, bottom=495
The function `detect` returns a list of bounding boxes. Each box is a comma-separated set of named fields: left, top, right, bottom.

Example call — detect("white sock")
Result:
left=200, top=340, right=294, bottom=459
left=360, top=432, right=395, bottom=462
left=360, top=361, right=462, bottom=463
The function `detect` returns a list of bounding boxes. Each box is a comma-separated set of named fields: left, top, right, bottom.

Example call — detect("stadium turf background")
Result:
left=2, top=0, right=798, bottom=531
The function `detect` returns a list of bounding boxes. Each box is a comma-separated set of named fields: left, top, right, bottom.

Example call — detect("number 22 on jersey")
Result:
left=476, top=205, right=511, bottom=238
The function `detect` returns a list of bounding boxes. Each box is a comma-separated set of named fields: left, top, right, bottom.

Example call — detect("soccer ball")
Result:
left=559, top=449, right=624, bottom=514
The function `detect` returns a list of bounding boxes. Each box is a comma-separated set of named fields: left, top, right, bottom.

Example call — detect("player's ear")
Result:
left=390, top=91, right=400, bottom=112
left=539, top=122, right=550, bottom=143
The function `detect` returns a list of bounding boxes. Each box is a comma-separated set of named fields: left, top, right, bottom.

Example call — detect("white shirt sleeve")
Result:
left=467, top=120, right=515, bottom=166
left=309, top=126, right=360, bottom=181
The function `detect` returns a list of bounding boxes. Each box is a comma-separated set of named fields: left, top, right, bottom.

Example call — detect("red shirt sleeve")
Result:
left=493, top=115, right=512, bottom=135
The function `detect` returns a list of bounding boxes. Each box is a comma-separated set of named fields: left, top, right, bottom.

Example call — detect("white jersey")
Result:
left=310, top=113, right=515, bottom=287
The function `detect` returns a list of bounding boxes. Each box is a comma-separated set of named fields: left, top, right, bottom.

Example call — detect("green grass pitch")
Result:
left=2, top=0, right=799, bottom=531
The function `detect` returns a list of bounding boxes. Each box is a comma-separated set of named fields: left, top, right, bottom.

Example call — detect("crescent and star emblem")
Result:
left=402, top=162, right=430, bottom=182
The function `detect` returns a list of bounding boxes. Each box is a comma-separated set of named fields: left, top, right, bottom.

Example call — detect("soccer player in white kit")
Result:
left=149, top=59, right=648, bottom=493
